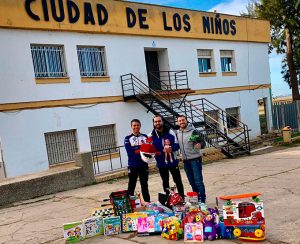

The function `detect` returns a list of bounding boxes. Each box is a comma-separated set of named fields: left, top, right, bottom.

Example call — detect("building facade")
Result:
left=0, top=0, right=272, bottom=178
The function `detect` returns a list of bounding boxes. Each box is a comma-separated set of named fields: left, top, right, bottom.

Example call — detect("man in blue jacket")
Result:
left=150, top=115, right=184, bottom=197
left=124, top=119, right=150, bottom=202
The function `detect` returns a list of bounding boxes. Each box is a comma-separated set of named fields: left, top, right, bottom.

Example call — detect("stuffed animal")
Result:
left=188, top=134, right=200, bottom=152
left=203, top=214, right=218, bottom=241
left=163, top=138, right=173, bottom=163
left=135, top=137, right=160, bottom=163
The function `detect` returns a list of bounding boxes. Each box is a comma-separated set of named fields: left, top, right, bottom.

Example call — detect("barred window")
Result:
left=204, top=110, right=219, bottom=129
left=89, top=125, right=117, bottom=154
left=197, top=49, right=214, bottom=73
left=220, top=50, right=234, bottom=72
left=31, top=44, right=67, bottom=78
left=226, top=107, right=240, bottom=129
left=44, top=130, right=78, bottom=165
left=77, top=46, right=108, bottom=77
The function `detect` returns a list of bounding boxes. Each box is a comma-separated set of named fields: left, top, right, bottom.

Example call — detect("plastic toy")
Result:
left=218, top=192, right=266, bottom=241
left=163, top=138, right=173, bottom=163
left=203, top=214, right=219, bottom=240
left=217, top=222, right=234, bottom=239
left=184, top=223, right=204, bottom=242
left=161, top=217, right=183, bottom=240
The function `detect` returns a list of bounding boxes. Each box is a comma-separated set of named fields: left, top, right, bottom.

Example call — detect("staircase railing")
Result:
left=148, top=70, right=189, bottom=90
left=121, top=73, right=250, bottom=155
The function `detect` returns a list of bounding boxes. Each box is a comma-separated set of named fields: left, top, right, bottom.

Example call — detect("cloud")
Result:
left=208, top=0, right=249, bottom=15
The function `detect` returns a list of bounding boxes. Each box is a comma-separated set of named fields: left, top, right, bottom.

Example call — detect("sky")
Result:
left=128, top=0, right=291, bottom=97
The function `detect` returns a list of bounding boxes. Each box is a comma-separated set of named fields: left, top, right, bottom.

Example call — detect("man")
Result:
left=150, top=115, right=184, bottom=197
left=176, top=115, right=206, bottom=203
left=124, top=119, right=150, bottom=202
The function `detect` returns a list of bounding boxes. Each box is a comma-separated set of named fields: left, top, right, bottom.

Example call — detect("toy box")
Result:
left=218, top=192, right=266, bottom=241
left=109, top=190, right=132, bottom=216
left=122, top=212, right=147, bottom=232
left=63, top=221, right=84, bottom=243
left=103, top=216, right=121, bottom=236
left=184, top=223, right=204, bottom=242
left=137, top=213, right=169, bottom=236
left=82, top=217, right=103, bottom=238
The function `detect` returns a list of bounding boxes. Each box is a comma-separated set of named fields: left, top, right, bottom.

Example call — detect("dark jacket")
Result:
left=150, top=126, right=179, bottom=168
left=124, top=133, right=148, bottom=168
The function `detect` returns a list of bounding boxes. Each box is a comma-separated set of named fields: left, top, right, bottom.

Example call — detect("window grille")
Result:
left=45, top=129, right=78, bottom=165
left=77, top=46, right=108, bottom=77
left=226, top=107, right=240, bottom=129
left=197, top=49, right=213, bottom=73
left=31, top=45, right=67, bottom=78
left=89, top=124, right=117, bottom=154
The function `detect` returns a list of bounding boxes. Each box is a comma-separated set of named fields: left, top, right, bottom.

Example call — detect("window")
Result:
left=89, top=124, right=117, bottom=154
left=197, top=49, right=214, bottom=73
left=44, top=129, right=78, bottom=165
left=77, top=46, right=108, bottom=77
left=31, top=44, right=67, bottom=78
left=226, top=107, right=240, bottom=129
left=204, top=110, right=220, bottom=129
left=220, top=50, right=234, bottom=72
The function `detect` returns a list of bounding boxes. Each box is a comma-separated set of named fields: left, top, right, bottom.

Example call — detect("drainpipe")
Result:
left=0, top=139, right=7, bottom=178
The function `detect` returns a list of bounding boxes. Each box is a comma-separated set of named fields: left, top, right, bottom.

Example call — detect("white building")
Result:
left=0, top=0, right=272, bottom=178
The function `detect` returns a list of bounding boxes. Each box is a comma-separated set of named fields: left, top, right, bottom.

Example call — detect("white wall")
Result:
left=0, top=29, right=272, bottom=177
left=0, top=29, right=270, bottom=103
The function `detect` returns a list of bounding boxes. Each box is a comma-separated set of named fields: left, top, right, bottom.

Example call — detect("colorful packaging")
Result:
left=184, top=223, right=204, bottom=242
left=82, top=217, right=103, bottom=238
left=103, top=216, right=121, bottom=236
left=109, top=190, right=132, bottom=216
left=122, top=212, right=147, bottom=232
left=161, top=217, right=183, bottom=240
left=63, top=221, right=84, bottom=243
left=90, top=207, right=114, bottom=218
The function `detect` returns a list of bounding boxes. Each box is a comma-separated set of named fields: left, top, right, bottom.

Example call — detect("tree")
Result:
left=243, top=0, right=300, bottom=100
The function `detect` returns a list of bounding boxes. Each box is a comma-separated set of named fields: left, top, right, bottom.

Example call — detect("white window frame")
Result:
left=77, top=46, right=108, bottom=77
left=30, top=44, right=68, bottom=78
left=220, top=50, right=236, bottom=72
left=197, top=49, right=215, bottom=73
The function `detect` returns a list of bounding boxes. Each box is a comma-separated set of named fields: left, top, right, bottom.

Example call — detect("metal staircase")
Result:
left=120, top=72, right=250, bottom=158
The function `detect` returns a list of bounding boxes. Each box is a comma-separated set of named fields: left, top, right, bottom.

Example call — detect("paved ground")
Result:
left=0, top=146, right=299, bottom=244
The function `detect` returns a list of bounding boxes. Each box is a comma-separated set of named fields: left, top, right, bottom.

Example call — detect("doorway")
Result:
left=145, top=51, right=161, bottom=90
left=258, top=98, right=269, bottom=134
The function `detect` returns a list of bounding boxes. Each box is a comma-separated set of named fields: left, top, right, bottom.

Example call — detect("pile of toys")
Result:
left=63, top=190, right=266, bottom=243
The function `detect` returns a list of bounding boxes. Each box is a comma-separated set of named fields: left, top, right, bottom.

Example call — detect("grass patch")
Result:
left=273, top=132, right=300, bottom=143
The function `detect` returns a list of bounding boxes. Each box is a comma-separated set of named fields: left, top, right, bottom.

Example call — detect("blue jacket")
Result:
left=150, top=127, right=179, bottom=168
left=124, top=133, right=148, bottom=168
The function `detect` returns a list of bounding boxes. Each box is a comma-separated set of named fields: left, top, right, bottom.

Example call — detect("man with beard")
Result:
left=149, top=115, right=184, bottom=197
left=176, top=115, right=206, bottom=203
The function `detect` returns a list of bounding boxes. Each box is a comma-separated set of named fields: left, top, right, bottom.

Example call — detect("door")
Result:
left=258, top=98, right=268, bottom=134
left=144, top=51, right=161, bottom=90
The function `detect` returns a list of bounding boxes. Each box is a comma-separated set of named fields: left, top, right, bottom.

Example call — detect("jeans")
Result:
left=183, top=157, right=206, bottom=203
left=127, top=166, right=150, bottom=202
left=158, top=166, right=184, bottom=197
